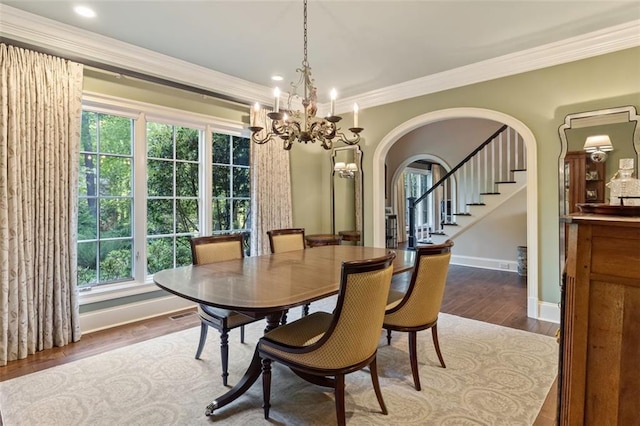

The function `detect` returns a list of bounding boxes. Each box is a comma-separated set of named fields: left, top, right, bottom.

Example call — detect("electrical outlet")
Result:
left=499, top=263, right=510, bottom=270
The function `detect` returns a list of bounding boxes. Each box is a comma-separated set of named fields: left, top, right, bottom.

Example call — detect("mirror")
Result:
left=331, top=145, right=364, bottom=245
left=558, top=105, right=640, bottom=269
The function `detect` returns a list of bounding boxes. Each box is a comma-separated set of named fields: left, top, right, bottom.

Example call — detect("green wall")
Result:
left=82, top=47, right=640, bottom=311
left=290, top=47, right=640, bottom=305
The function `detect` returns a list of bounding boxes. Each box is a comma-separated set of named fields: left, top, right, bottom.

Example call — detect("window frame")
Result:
left=79, top=92, right=246, bottom=305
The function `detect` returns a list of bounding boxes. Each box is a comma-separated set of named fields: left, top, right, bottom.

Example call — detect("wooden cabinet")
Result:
left=559, top=214, right=640, bottom=425
left=564, top=152, right=606, bottom=213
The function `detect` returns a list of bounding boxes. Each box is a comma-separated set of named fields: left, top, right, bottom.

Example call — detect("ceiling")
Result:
left=2, top=1, right=640, bottom=104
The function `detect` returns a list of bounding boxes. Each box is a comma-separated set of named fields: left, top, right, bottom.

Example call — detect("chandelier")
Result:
left=249, top=0, right=363, bottom=150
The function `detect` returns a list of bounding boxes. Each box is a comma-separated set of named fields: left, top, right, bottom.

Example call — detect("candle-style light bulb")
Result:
left=251, top=102, right=260, bottom=127
left=353, top=103, right=359, bottom=128
left=274, top=87, right=280, bottom=112
left=330, top=89, right=337, bottom=116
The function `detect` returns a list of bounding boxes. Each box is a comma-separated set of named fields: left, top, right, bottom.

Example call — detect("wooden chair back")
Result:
left=267, top=228, right=306, bottom=253
left=189, top=234, right=244, bottom=265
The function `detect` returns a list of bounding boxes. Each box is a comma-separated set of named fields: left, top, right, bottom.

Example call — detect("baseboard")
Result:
left=451, top=254, right=519, bottom=273
left=79, top=295, right=196, bottom=334
left=538, top=301, right=561, bottom=324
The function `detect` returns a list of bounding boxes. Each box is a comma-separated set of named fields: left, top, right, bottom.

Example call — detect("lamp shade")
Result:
left=583, top=135, right=613, bottom=152
left=334, top=162, right=346, bottom=171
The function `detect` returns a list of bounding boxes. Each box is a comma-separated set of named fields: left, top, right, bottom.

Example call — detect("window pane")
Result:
left=147, top=199, right=174, bottom=235
left=147, top=122, right=173, bottom=159
left=176, top=162, right=198, bottom=197
left=80, top=111, right=97, bottom=152
left=78, top=154, right=96, bottom=196
left=99, top=240, right=133, bottom=282
left=233, top=136, right=249, bottom=166
left=147, top=159, right=174, bottom=197
left=99, top=199, right=132, bottom=238
left=147, top=237, right=174, bottom=274
left=233, top=199, right=250, bottom=230
left=212, top=165, right=230, bottom=197
left=77, top=241, right=97, bottom=287
left=175, top=127, right=199, bottom=162
left=176, top=199, right=198, bottom=233
left=212, top=199, right=230, bottom=231
left=99, top=155, right=132, bottom=196
left=176, top=236, right=192, bottom=267
left=212, top=133, right=230, bottom=164
left=233, top=167, right=250, bottom=197
left=77, top=197, right=97, bottom=239
left=99, top=115, right=132, bottom=155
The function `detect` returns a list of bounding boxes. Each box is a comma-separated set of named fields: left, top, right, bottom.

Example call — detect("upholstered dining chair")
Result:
left=383, top=240, right=454, bottom=391
left=258, top=252, right=397, bottom=426
left=267, top=228, right=309, bottom=318
left=190, top=234, right=263, bottom=386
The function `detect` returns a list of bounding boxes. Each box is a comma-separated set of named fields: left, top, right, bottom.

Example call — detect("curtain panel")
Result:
left=0, top=44, right=83, bottom=365
left=249, top=136, right=293, bottom=256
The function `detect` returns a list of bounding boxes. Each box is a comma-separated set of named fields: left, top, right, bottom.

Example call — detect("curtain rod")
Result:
left=3, top=38, right=251, bottom=108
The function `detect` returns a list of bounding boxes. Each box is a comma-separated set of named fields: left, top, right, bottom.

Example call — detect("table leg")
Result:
left=205, top=311, right=283, bottom=416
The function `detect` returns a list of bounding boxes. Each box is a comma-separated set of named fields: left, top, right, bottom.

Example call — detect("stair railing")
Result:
left=407, top=124, right=526, bottom=249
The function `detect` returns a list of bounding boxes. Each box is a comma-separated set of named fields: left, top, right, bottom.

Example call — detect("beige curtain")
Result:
left=250, top=135, right=293, bottom=256
left=395, top=172, right=406, bottom=243
left=0, top=44, right=83, bottom=366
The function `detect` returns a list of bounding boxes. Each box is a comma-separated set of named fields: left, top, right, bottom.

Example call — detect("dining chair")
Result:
left=267, top=227, right=306, bottom=253
left=267, top=228, right=309, bottom=318
left=383, top=240, right=454, bottom=391
left=190, top=234, right=264, bottom=386
left=258, top=252, right=397, bottom=426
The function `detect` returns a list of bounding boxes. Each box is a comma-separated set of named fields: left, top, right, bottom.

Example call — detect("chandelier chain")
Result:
left=303, top=0, right=308, bottom=68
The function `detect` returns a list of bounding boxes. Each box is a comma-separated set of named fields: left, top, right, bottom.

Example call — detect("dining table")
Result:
left=153, top=245, right=415, bottom=417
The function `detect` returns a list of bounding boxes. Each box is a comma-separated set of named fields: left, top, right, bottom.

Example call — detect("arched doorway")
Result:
left=372, top=107, right=540, bottom=319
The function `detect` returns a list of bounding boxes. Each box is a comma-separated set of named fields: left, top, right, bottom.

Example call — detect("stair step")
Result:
left=453, top=212, right=472, bottom=216
left=442, top=222, right=458, bottom=227
left=466, top=203, right=486, bottom=206
left=511, top=168, right=526, bottom=172
left=494, top=180, right=516, bottom=184
left=430, top=230, right=447, bottom=235
left=479, top=192, right=500, bottom=195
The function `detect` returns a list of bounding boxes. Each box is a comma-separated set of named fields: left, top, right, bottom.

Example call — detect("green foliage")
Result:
left=77, top=111, right=252, bottom=288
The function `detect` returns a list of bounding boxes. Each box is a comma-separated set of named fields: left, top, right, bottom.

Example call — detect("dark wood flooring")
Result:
left=0, top=264, right=558, bottom=424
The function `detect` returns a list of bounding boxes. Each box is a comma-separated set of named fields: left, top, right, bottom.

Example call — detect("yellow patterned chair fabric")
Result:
left=267, top=228, right=306, bottom=253
left=189, top=234, right=264, bottom=386
left=258, top=252, right=396, bottom=426
left=383, top=240, right=453, bottom=391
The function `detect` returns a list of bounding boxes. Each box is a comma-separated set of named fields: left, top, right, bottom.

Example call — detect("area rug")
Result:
left=0, top=298, right=558, bottom=425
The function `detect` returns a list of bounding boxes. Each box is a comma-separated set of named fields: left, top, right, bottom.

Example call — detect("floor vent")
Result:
left=169, top=311, right=197, bottom=320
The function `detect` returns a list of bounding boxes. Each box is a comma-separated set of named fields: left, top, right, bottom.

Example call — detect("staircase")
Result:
left=408, top=125, right=527, bottom=248
left=424, top=169, right=526, bottom=245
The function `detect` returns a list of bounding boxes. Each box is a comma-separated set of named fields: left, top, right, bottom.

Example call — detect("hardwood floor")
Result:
left=0, top=264, right=559, bottom=424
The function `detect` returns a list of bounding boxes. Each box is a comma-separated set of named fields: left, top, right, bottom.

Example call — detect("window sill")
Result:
left=78, top=278, right=160, bottom=305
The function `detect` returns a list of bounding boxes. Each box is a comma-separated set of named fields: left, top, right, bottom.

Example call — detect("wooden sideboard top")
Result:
left=562, top=213, right=640, bottom=226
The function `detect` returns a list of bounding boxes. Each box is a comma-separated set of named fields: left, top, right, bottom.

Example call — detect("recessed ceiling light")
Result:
left=271, top=75, right=283, bottom=82
left=74, top=5, right=96, bottom=18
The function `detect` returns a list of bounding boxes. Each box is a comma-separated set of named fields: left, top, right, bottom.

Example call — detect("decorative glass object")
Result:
left=607, top=158, right=640, bottom=206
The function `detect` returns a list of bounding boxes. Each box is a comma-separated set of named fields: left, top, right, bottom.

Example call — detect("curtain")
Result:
left=249, top=135, right=293, bottom=256
left=0, top=44, right=83, bottom=366
left=395, top=172, right=406, bottom=243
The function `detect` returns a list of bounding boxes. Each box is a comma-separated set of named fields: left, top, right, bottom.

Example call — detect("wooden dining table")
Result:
left=154, top=245, right=415, bottom=417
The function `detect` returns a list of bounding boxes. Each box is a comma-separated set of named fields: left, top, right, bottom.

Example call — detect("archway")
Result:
left=372, top=107, right=539, bottom=319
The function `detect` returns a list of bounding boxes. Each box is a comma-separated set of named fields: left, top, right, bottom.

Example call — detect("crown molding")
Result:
left=2, top=5, right=639, bottom=113
left=337, top=19, right=640, bottom=111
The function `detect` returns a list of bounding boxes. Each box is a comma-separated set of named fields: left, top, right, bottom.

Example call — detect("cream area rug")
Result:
left=0, top=298, right=558, bottom=425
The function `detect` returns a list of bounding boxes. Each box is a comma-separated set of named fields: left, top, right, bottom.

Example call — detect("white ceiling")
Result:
left=2, top=1, right=640, bottom=104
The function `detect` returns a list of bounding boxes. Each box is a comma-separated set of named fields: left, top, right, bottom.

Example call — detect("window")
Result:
left=212, top=134, right=251, bottom=250
left=77, top=112, right=134, bottom=287
left=404, top=168, right=432, bottom=238
left=146, top=122, right=200, bottom=274
left=77, top=95, right=248, bottom=296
